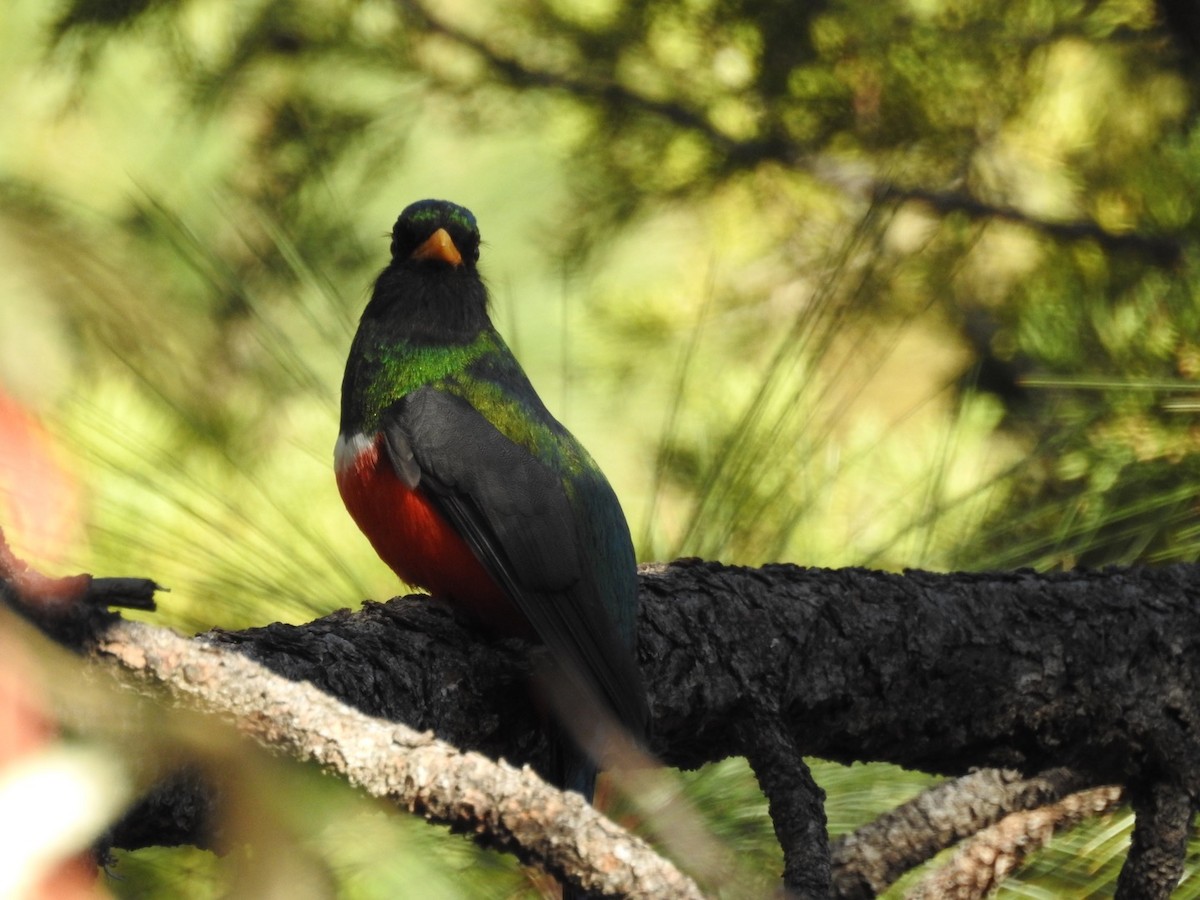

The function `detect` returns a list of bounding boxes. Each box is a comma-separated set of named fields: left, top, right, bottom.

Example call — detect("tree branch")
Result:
left=831, top=767, right=1096, bottom=897
left=397, top=0, right=1184, bottom=265
left=1116, top=782, right=1194, bottom=900
left=872, top=184, right=1182, bottom=267
left=91, top=617, right=703, bottom=899
left=11, top=553, right=1200, bottom=897
left=906, top=784, right=1124, bottom=900
left=0, top=528, right=157, bottom=618
left=743, top=716, right=831, bottom=898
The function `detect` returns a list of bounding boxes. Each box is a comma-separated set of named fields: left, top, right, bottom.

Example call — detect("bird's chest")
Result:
left=334, top=432, right=528, bottom=634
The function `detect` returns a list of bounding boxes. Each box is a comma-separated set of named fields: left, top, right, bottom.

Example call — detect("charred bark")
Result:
left=10, top=557, right=1200, bottom=897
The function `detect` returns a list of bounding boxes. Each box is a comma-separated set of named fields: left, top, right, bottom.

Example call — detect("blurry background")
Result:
left=2, top=0, right=1199, bottom=895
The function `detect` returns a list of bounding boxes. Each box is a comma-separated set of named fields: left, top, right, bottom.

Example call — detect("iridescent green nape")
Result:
left=399, top=199, right=478, bottom=236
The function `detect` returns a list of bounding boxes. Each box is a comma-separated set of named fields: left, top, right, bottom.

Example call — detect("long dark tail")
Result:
left=558, top=738, right=598, bottom=802
left=554, top=732, right=599, bottom=900
left=536, top=656, right=644, bottom=899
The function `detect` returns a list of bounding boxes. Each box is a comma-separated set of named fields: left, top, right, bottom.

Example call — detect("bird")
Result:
left=335, top=199, right=648, bottom=809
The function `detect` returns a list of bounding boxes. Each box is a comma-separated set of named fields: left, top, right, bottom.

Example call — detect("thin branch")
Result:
left=396, top=0, right=747, bottom=156
left=905, top=785, right=1124, bottom=900
left=91, top=618, right=702, bottom=899
left=0, top=529, right=158, bottom=615
left=831, top=768, right=1095, bottom=898
left=873, top=184, right=1183, bottom=267
left=1116, top=782, right=1195, bottom=900
left=744, top=716, right=831, bottom=899
left=12, top=543, right=1200, bottom=897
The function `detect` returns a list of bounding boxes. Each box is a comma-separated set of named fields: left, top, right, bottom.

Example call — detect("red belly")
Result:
left=336, top=435, right=530, bottom=636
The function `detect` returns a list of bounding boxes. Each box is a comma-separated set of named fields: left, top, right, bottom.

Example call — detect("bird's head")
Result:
left=390, top=199, right=481, bottom=270
left=358, top=199, right=490, bottom=346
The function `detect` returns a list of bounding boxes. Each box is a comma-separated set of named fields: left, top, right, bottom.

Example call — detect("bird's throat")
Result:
left=364, top=264, right=490, bottom=347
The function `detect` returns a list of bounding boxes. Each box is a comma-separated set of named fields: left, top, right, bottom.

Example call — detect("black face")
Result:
left=390, top=199, right=481, bottom=266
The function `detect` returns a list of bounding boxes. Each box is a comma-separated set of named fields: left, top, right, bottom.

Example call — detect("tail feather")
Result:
left=554, top=733, right=599, bottom=900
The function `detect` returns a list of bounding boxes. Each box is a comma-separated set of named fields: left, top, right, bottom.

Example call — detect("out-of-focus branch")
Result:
left=905, top=785, right=1124, bottom=900
left=873, top=184, right=1182, bottom=266
left=0, top=526, right=700, bottom=898
left=398, top=0, right=1184, bottom=265
left=92, top=618, right=703, bottom=900
left=0, top=527, right=158, bottom=616
left=831, top=768, right=1095, bottom=898
left=10, top=536, right=1200, bottom=898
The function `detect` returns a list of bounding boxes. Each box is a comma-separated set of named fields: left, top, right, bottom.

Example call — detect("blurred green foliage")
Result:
left=3, top=0, right=1200, bottom=895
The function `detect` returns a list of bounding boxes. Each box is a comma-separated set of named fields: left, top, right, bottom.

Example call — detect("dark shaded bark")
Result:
left=11, top=557, right=1200, bottom=896
left=188, top=560, right=1200, bottom=894
left=746, top=732, right=830, bottom=899
left=83, top=617, right=701, bottom=898
left=104, top=769, right=217, bottom=854
left=1116, top=782, right=1195, bottom=900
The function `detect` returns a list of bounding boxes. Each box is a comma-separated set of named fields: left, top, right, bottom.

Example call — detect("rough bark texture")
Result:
left=744, top=718, right=831, bottom=898
left=634, top=561, right=1200, bottom=787
left=190, top=560, right=1200, bottom=895
left=1116, top=782, right=1195, bottom=900
left=94, top=618, right=702, bottom=899
left=830, top=767, right=1096, bottom=898
left=906, top=785, right=1124, bottom=900
left=10, top=556, right=1200, bottom=897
